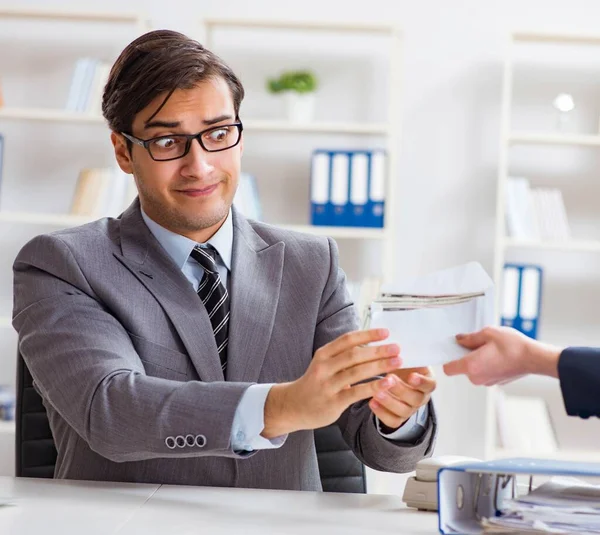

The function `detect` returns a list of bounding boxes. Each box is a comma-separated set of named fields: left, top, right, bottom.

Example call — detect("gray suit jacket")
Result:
left=12, top=200, right=436, bottom=490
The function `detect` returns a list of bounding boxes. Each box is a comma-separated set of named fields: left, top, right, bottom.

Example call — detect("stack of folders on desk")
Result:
left=310, top=149, right=386, bottom=227
left=438, top=458, right=600, bottom=535
left=482, top=478, right=600, bottom=533
left=364, top=262, right=494, bottom=368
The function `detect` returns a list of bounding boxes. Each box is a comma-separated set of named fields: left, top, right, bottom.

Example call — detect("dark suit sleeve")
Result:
left=313, top=237, right=436, bottom=474
left=558, top=347, right=600, bottom=418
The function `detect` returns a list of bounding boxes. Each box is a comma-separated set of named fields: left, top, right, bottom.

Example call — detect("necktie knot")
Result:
left=191, top=245, right=218, bottom=274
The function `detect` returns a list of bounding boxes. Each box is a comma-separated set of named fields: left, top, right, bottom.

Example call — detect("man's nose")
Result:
left=183, top=136, right=214, bottom=173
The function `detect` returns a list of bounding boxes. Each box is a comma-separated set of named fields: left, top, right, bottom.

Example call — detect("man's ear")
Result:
left=111, top=131, right=134, bottom=174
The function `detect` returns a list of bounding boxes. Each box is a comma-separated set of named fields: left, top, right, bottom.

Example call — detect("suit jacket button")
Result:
left=165, top=436, right=176, bottom=449
left=195, top=434, right=207, bottom=448
left=175, top=435, right=186, bottom=448
left=185, top=434, right=195, bottom=447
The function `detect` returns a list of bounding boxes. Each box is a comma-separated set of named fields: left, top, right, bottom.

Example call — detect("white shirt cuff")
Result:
left=231, top=384, right=288, bottom=452
left=376, top=405, right=429, bottom=442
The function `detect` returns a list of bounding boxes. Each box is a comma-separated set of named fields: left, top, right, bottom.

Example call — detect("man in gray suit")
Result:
left=12, top=30, right=437, bottom=490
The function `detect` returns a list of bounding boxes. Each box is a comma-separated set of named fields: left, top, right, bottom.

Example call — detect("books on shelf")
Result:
left=505, top=176, right=571, bottom=241
left=310, top=149, right=386, bottom=228
left=233, top=172, right=262, bottom=220
left=70, top=167, right=137, bottom=217
left=65, top=58, right=111, bottom=115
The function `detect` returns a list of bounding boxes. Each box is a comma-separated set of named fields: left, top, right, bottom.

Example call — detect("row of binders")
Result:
left=506, top=176, right=571, bottom=241
left=65, top=58, right=112, bottom=115
left=501, top=263, right=543, bottom=340
left=310, top=149, right=386, bottom=228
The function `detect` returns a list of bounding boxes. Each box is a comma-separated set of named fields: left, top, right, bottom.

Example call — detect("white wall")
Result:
left=4, top=0, right=600, bottom=494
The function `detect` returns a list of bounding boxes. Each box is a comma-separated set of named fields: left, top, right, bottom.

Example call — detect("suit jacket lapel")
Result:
left=227, top=209, right=284, bottom=383
left=113, top=200, right=224, bottom=382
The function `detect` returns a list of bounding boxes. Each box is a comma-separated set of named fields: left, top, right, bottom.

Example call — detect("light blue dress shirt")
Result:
left=140, top=208, right=427, bottom=450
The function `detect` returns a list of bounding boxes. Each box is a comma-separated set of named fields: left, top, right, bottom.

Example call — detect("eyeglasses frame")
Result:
left=120, top=121, right=244, bottom=162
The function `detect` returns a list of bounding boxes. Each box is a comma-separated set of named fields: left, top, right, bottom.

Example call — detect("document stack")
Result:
left=482, top=478, right=600, bottom=534
left=438, top=458, right=600, bottom=535
left=364, top=262, right=494, bottom=368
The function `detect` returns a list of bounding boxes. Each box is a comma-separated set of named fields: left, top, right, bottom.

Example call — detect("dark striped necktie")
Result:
left=190, top=245, right=229, bottom=374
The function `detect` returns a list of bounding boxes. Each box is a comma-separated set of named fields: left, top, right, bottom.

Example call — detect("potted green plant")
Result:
left=267, top=70, right=317, bottom=123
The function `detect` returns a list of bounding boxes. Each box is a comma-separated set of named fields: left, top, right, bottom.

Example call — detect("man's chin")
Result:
left=178, top=207, right=229, bottom=232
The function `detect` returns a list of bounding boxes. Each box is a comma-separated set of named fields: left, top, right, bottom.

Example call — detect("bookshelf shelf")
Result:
left=244, top=119, right=389, bottom=135
left=0, top=211, right=94, bottom=227
left=0, top=111, right=388, bottom=135
left=504, top=238, right=600, bottom=253
left=0, top=7, right=146, bottom=24
left=279, top=225, right=388, bottom=239
left=509, top=132, right=600, bottom=147
left=0, top=108, right=104, bottom=124
left=204, top=18, right=398, bottom=35
left=513, top=30, right=600, bottom=46
left=0, top=212, right=388, bottom=239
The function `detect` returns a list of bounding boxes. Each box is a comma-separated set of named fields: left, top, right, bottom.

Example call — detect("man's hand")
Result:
left=368, top=367, right=435, bottom=431
left=443, top=326, right=562, bottom=385
left=262, top=329, right=402, bottom=438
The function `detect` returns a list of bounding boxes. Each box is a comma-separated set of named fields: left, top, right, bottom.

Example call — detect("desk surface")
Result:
left=0, top=476, right=439, bottom=534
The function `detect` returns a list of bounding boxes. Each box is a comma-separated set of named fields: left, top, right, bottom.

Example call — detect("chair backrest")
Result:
left=15, top=350, right=57, bottom=478
left=16, top=351, right=365, bottom=492
left=314, top=424, right=366, bottom=493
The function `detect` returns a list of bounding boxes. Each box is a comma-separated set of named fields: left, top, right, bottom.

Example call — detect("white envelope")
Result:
left=368, top=262, right=495, bottom=368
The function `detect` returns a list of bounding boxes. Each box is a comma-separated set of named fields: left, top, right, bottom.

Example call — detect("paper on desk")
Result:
left=366, top=262, right=494, bottom=368
left=482, top=478, right=600, bottom=534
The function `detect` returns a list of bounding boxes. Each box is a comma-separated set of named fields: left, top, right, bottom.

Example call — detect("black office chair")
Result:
left=15, top=350, right=366, bottom=492
left=15, top=350, right=57, bottom=478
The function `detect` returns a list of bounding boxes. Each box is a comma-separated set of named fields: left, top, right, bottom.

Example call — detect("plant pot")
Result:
left=283, top=91, right=315, bottom=123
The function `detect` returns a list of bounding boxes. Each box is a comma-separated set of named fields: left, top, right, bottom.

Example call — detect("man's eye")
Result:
left=154, top=137, right=180, bottom=149
left=208, top=129, right=228, bottom=141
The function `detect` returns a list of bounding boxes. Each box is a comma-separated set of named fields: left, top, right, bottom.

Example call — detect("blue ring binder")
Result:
left=310, top=149, right=386, bottom=228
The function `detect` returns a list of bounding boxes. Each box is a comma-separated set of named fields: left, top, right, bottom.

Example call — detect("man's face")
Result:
left=112, top=77, right=242, bottom=242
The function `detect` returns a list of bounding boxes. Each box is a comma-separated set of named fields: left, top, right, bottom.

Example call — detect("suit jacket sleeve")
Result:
left=312, top=238, right=437, bottom=473
left=12, top=234, right=254, bottom=463
left=559, top=347, right=600, bottom=418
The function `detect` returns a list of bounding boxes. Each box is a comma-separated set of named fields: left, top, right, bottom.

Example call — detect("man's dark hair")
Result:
left=102, top=29, right=245, bottom=136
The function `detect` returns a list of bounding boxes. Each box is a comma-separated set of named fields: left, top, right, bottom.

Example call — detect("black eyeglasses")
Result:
left=121, top=122, right=244, bottom=162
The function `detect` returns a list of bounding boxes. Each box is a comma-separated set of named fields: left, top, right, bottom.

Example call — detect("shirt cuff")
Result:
left=231, top=384, right=288, bottom=452
left=376, top=405, right=429, bottom=443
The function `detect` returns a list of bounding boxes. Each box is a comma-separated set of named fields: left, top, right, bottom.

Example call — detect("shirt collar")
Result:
left=140, top=207, right=233, bottom=272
